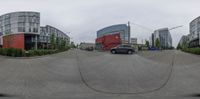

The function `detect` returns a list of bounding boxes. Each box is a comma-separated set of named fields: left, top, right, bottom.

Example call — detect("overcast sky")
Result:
left=0, top=0, right=199, bottom=46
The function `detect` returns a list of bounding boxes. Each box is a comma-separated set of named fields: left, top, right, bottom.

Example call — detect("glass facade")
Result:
left=0, top=12, right=40, bottom=35
left=153, top=28, right=172, bottom=49
left=189, top=16, right=200, bottom=47
left=0, top=11, right=70, bottom=49
left=97, top=24, right=130, bottom=44
left=40, top=25, right=70, bottom=43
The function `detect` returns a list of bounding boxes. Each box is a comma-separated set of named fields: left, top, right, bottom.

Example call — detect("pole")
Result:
left=128, top=21, right=131, bottom=44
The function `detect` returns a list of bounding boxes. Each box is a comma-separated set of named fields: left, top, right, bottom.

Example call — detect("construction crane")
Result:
left=169, top=25, right=183, bottom=31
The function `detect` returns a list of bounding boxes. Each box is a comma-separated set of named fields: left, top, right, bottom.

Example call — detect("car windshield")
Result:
left=0, top=0, right=199, bottom=99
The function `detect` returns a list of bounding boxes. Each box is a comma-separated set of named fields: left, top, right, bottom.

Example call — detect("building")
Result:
left=188, top=16, right=200, bottom=47
left=79, top=42, right=95, bottom=50
left=0, top=11, right=40, bottom=50
left=150, top=28, right=172, bottom=49
left=0, top=32, right=2, bottom=47
left=178, top=35, right=189, bottom=47
left=96, top=24, right=130, bottom=50
left=39, top=25, right=70, bottom=49
left=0, top=11, right=70, bottom=50
left=149, top=33, right=154, bottom=47
left=130, top=38, right=137, bottom=44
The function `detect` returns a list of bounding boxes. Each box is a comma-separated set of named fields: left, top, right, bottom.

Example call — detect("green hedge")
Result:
left=0, top=47, right=70, bottom=57
left=26, top=49, right=59, bottom=57
left=25, top=47, right=70, bottom=57
left=182, top=47, right=200, bottom=55
left=0, top=48, right=24, bottom=57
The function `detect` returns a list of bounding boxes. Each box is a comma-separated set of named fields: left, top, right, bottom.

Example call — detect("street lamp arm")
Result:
left=169, top=25, right=183, bottom=31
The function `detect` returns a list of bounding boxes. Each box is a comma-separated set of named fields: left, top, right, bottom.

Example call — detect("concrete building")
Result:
left=0, top=11, right=70, bottom=50
left=188, top=16, right=200, bottom=47
left=130, top=38, right=137, bottom=44
left=150, top=28, right=172, bottom=49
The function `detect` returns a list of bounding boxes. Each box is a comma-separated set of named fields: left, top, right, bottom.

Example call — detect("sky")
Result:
left=0, top=0, right=200, bottom=47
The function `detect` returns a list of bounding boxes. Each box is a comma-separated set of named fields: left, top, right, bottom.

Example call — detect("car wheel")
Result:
left=111, top=50, right=116, bottom=54
left=127, top=50, right=133, bottom=54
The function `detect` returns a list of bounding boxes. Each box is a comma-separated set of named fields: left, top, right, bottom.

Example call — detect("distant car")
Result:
left=85, top=47, right=94, bottom=51
left=110, top=45, right=135, bottom=54
left=149, top=47, right=160, bottom=51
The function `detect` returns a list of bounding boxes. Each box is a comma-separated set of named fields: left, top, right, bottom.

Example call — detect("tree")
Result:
left=60, top=38, right=67, bottom=50
left=50, top=33, right=55, bottom=49
left=177, top=43, right=181, bottom=50
left=182, top=41, right=188, bottom=49
left=155, top=38, right=160, bottom=48
left=70, top=42, right=76, bottom=48
left=76, top=44, right=79, bottom=48
left=145, top=40, right=150, bottom=48
left=55, top=37, right=60, bottom=49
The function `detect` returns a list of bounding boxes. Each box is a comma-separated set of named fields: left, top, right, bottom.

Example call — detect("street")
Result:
left=0, top=50, right=200, bottom=99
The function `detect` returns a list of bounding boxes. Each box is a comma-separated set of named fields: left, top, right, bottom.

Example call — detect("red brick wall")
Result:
left=3, top=34, right=25, bottom=50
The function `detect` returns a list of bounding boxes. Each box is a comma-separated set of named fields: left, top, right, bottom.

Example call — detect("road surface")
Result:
left=0, top=49, right=200, bottom=99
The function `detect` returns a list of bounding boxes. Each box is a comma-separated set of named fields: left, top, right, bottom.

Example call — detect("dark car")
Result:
left=85, top=47, right=94, bottom=51
left=110, top=45, right=135, bottom=54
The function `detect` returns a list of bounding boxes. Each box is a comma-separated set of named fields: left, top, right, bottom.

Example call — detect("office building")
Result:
left=151, top=28, right=172, bottom=49
left=0, top=11, right=70, bottom=50
left=188, top=16, right=200, bottom=47
left=130, top=38, right=137, bottom=44
left=96, top=24, right=130, bottom=50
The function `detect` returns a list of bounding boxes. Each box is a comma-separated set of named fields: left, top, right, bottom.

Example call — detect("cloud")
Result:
left=0, top=0, right=199, bottom=46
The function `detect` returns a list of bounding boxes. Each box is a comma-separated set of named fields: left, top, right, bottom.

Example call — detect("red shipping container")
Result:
left=96, top=33, right=121, bottom=50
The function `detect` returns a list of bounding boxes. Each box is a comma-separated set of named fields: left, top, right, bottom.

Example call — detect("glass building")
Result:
left=39, top=25, right=70, bottom=49
left=0, top=11, right=70, bottom=50
left=0, top=11, right=40, bottom=50
left=151, top=28, right=172, bottom=49
left=189, top=16, right=200, bottom=47
left=97, top=24, right=130, bottom=44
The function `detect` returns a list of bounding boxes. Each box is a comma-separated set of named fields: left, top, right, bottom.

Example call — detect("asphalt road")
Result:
left=0, top=49, right=200, bottom=99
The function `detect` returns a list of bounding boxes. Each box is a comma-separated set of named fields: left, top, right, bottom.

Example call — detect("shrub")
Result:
left=0, top=48, right=24, bottom=57
left=27, top=49, right=60, bottom=57
left=0, top=46, right=71, bottom=57
left=182, top=47, right=200, bottom=55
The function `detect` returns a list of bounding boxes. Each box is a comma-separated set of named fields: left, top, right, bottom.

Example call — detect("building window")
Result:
left=4, top=24, right=11, bottom=34
left=18, top=22, right=25, bottom=27
left=33, top=28, right=38, bottom=33
left=4, top=19, right=10, bottom=25
left=18, top=27, right=25, bottom=32
left=18, top=16, right=26, bottom=22
left=29, top=27, right=31, bottom=32
left=4, top=30, right=11, bottom=35
left=35, top=28, right=38, bottom=32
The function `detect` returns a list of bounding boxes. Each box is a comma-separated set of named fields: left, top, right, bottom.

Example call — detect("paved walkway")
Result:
left=0, top=50, right=199, bottom=99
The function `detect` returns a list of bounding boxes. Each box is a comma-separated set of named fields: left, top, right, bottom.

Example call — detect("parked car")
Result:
left=85, top=47, right=94, bottom=51
left=110, top=45, right=135, bottom=54
left=148, top=47, right=160, bottom=51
